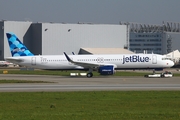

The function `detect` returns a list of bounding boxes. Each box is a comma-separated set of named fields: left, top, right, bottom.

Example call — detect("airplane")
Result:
left=5, top=32, right=174, bottom=78
left=0, top=61, right=13, bottom=67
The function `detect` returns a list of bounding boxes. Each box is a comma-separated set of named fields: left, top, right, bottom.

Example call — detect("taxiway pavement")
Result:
left=0, top=74, right=180, bottom=92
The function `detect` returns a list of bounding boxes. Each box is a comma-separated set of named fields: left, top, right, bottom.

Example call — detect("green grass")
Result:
left=1, top=69, right=180, bottom=77
left=0, top=80, right=53, bottom=83
left=1, top=70, right=71, bottom=76
left=0, top=91, right=180, bottom=120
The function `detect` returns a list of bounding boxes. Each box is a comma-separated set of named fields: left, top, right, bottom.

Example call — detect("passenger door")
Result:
left=31, top=57, right=36, bottom=65
left=152, top=55, right=157, bottom=64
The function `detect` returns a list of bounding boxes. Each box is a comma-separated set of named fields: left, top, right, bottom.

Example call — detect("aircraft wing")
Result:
left=64, top=52, right=116, bottom=69
left=5, top=57, right=24, bottom=63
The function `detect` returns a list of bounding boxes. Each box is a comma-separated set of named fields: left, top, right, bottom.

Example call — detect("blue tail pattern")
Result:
left=6, top=33, right=34, bottom=57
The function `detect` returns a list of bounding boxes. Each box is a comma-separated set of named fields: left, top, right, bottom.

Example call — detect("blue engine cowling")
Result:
left=98, top=66, right=114, bottom=75
left=154, top=68, right=163, bottom=71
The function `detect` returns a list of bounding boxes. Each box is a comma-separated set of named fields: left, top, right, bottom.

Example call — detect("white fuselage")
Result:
left=5, top=54, right=174, bottom=70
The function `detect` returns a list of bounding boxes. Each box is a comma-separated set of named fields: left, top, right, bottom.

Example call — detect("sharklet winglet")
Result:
left=63, top=52, right=73, bottom=62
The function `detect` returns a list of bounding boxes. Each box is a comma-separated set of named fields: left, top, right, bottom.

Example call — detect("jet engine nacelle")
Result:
left=98, top=66, right=115, bottom=75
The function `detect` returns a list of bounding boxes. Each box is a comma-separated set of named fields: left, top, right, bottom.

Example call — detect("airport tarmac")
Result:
left=0, top=74, right=180, bottom=92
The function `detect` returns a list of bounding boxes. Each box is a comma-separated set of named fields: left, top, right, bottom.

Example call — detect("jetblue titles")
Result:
left=13, top=48, right=25, bottom=52
left=122, top=55, right=150, bottom=64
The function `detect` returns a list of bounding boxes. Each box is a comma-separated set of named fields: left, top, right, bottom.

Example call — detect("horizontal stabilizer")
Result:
left=5, top=58, right=24, bottom=63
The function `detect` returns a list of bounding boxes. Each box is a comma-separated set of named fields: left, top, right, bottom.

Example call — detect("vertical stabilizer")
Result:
left=6, top=33, right=34, bottom=57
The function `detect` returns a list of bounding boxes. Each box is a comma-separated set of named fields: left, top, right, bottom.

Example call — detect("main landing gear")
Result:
left=86, top=68, right=93, bottom=78
left=86, top=72, right=93, bottom=78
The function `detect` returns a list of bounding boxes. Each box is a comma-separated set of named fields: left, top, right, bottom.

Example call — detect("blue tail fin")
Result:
left=6, top=33, right=34, bottom=57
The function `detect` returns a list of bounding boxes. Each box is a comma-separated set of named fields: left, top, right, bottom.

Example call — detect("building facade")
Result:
left=120, top=22, right=180, bottom=55
left=0, top=21, right=127, bottom=60
left=0, top=21, right=32, bottom=60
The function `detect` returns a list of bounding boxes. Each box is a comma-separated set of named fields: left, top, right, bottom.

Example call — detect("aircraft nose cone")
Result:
left=169, top=61, right=174, bottom=67
left=172, top=61, right=175, bottom=66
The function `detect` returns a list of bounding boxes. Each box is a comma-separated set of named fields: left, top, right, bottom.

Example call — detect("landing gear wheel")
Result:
left=87, top=73, right=93, bottom=78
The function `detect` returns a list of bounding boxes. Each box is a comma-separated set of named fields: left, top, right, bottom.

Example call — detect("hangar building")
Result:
left=120, top=21, right=180, bottom=55
left=0, top=20, right=128, bottom=60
